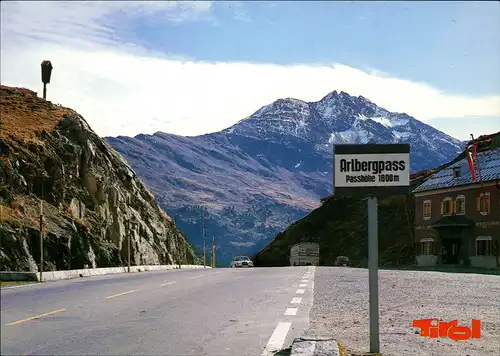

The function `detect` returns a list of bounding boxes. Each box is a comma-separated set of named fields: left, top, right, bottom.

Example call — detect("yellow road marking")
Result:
left=7, top=308, right=67, bottom=326
left=106, top=290, right=137, bottom=299
left=160, top=281, right=176, bottom=286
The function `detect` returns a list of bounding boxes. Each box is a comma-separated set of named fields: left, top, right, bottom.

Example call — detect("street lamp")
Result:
left=41, top=60, right=53, bottom=100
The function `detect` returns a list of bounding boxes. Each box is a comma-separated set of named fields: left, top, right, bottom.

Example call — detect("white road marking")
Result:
left=291, top=297, right=302, bottom=304
left=299, top=283, right=307, bottom=287
left=296, top=289, right=305, bottom=294
left=160, top=281, right=176, bottom=286
left=189, top=275, right=204, bottom=279
left=261, top=322, right=292, bottom=356
left=301, top=279, right=308, bottom=283
left=213, top=272, right=221, bottom=275
left=106, top=290, right=136, bottom=299
left=284, top=308, right=298, bottom=316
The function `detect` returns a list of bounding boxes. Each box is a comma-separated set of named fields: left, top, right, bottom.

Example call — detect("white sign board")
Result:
left=333, top=144, right=410, bottom=196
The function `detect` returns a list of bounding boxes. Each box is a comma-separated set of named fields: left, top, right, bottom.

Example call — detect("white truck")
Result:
left=289, top=242, right=320, bottom=266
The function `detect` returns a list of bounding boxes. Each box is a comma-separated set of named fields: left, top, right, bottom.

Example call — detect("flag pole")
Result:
left=469, top=134, right=490, bottom=223
left=470, top=134, right=485, bottom=190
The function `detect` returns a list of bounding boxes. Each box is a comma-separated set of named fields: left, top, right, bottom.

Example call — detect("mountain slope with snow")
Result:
left=106, top=90, right=463, bottom=265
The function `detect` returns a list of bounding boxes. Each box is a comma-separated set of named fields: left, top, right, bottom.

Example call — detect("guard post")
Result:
left=332, top=143, right=411, bottom=354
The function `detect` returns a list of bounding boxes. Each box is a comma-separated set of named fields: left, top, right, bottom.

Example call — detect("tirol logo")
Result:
left=339, top=158, right=406, bottom=183
left=412, top=319, right=481, bottom=341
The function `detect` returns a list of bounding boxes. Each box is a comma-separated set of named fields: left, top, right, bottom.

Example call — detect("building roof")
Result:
left=412, top=147, right=500, bottom=193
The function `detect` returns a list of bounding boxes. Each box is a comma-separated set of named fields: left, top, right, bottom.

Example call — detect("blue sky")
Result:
left=133, top=1, right=499, bottom=95
left=1, top=1, right=499, bottom=139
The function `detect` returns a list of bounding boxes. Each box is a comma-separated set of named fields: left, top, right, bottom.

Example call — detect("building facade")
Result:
left=412, top=140, right=500, bottom=269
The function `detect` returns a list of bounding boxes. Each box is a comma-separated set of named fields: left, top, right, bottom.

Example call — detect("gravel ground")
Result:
left=307, top=267, right=500, bottom=356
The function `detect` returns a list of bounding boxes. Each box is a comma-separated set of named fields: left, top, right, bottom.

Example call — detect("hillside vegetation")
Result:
left=254, top=132, right=498, bottom=267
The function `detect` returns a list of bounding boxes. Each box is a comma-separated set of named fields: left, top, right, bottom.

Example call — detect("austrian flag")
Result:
left=466, top=143, right=478, bottom=181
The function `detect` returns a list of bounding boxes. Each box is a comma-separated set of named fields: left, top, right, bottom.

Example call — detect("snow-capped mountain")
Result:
left=106, top=90, right=464, bottom=265
left=223, top=91, right=463, bottom=171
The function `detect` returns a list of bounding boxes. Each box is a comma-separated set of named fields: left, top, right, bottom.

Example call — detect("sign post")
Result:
left=333, top=143, right=410, bottom=354
left=367, top=195, right=379, bottom=352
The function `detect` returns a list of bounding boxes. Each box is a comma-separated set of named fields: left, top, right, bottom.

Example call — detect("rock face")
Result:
left=106, top=91, right=464, bottom=265
left=0, top=86, right=198, bottom=271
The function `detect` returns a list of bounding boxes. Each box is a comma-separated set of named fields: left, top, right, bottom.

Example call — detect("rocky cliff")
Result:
left=0, top=86, right=198, bottom=271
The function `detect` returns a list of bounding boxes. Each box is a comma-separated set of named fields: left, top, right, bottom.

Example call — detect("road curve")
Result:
left=1, top=266, right=315, bottom=356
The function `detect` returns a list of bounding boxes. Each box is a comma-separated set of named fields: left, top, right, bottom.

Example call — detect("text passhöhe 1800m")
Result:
left=340, top=158, right=406, bottom=183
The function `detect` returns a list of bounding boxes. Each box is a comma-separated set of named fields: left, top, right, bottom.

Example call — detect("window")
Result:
left=420, top=238, right=434, bottom=255
left=423, top=200, right=432, bottom=220
left=441, top=197, right=452, bottom=215
left=455, top=195, right=465, bottom=215
left=476, top=192, right=490, bottom=215
left=453, top=167, right=461, bottom=178
left=476, top=236, right=492, bottom=256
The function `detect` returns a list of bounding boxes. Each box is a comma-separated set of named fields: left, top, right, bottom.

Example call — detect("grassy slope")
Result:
left=254, top=132, right=499, bottom=267
left=0, top=86, right=199, bottom=270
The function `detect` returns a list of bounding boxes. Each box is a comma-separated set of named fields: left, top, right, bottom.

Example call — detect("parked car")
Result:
left=231, top=256, right=254, bottom=268
left=334, top=256, right=351, bottom=267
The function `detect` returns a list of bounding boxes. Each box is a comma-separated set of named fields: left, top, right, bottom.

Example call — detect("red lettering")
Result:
left=439, top=320, right=458, bottom=337
left=413, top=318, right=481, bottom=340
left=448, top=326, right=471, bottom=341
left=471, top=319, right=481, bottom=338
left=412, top=319, right=436, bottom=337
left=429, top=326, right=439, bottom=338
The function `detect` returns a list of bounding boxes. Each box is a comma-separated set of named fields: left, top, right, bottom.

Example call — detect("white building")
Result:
left=289, top=242, right=320, bottom=266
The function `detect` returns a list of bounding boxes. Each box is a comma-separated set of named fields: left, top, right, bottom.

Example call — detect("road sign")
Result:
left=332, top=143, right=411, bottom=354
left=333, top=143, right=410, bottom=197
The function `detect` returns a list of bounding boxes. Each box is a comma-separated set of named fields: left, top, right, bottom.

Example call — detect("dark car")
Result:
left=334, top=256, right=351, bottom=267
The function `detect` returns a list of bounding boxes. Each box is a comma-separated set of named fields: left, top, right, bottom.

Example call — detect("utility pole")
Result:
left=202, top=220, right=206, bottom=268
left=127, top=219, right=131, bottom=273
left=39, top=194, right=44, bottom=282
left=212, top=236, right=215, bottom=268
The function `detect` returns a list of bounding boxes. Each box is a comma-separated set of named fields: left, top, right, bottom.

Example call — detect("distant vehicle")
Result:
left=334, top=256, right=351, bottom=267
left=231, top=256, right=253, bottom=268
left=289, top=242, right=320, bottom=266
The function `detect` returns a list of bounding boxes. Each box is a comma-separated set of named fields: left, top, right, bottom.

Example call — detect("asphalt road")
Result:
left=1, top=266, right=315, bottom=356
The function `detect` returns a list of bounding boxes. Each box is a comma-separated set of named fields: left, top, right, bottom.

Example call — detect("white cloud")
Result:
left=1, top=1, right=499, bottom=138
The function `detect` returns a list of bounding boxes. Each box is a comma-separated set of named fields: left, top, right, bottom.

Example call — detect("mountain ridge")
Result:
left=106, top=89, right=464, bottom=265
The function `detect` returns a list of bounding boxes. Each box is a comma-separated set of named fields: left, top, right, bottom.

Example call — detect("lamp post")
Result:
left=41, top=60, right=53, bottom=100
left=212, top=236, right=216, bottom=268
left=202, top=220, right=206, bottom=268
left=39, top=200, right=44, bottom=282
